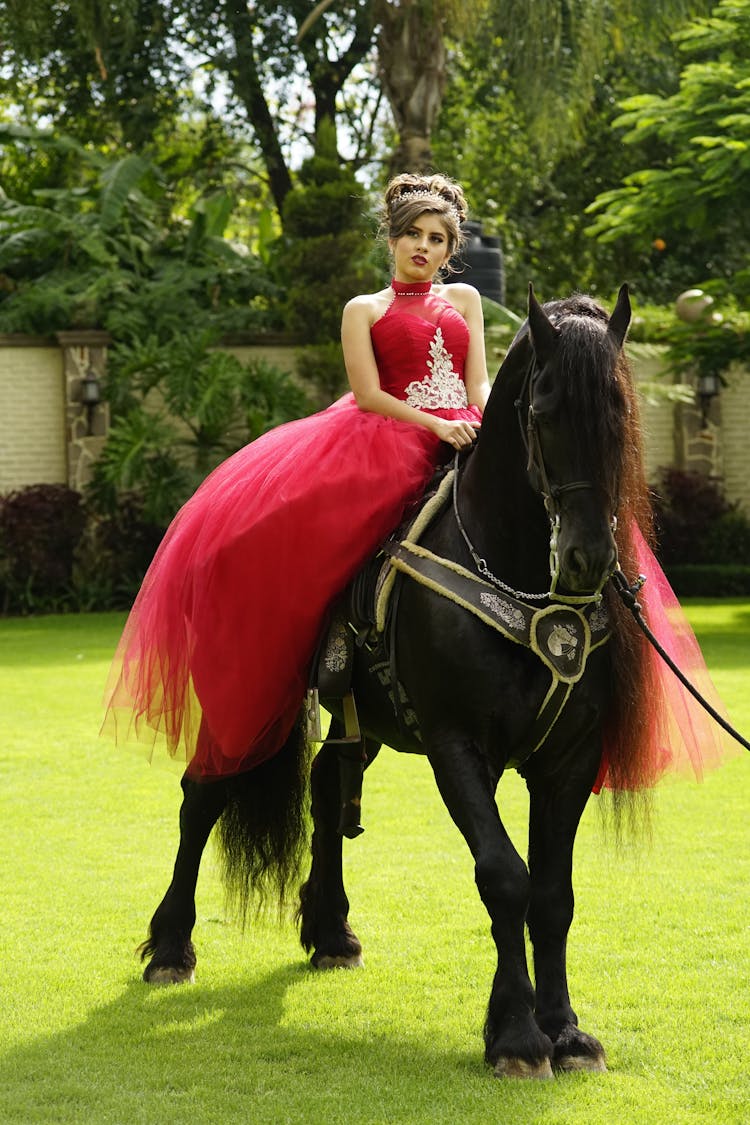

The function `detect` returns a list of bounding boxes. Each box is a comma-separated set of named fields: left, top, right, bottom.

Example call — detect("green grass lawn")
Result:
left=0, top=605, right=748, bottom=1124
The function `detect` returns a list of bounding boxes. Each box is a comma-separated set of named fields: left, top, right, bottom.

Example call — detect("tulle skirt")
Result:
left=595, top=525, right=733, bottom=791
left=102, top=393, right=483, bottom=777
left=104, top=395, right=732, bottom=790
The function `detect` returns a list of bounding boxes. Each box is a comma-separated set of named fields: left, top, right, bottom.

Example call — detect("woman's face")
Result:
left=389, top=212, right=452, bottom=283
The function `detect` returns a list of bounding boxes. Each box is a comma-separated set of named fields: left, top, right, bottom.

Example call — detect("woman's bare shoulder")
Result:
left=437, top=281, right=482, bottom=315
left=343, top=288, right=392, bottom=324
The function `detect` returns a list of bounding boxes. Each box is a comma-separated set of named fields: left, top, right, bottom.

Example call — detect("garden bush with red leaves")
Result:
left=0, top=484, right=86, bottom=613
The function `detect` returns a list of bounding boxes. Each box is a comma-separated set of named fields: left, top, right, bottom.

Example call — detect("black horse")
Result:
left=140, top=286, right=658, bottom=1079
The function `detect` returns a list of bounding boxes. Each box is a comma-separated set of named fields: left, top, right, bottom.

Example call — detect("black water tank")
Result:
left=445, top=220, right=505, bottom=305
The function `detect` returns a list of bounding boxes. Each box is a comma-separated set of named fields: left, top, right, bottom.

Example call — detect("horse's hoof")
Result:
left=494, top=1056, right=554, bottom=1080
left=551, top=1026, right=606, bottom=1073
left=143, top=964, right=196, bottom=985
left=555, top=1052, right=607, bottom=1074
left=310, top=952, right=364, bottom=970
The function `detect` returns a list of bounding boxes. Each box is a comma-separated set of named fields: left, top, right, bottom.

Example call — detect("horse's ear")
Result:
left=607, top=284, right=631, bottom=350
left=527, top=283, right=560, bottom=366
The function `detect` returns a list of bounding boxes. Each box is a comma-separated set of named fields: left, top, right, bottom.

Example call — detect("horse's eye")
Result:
left=531, top=385, right=560, bottom=418
left=531, top=367, right=561, bottom=416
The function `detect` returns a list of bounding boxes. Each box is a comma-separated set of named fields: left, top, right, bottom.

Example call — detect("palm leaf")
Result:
left=99, top=154, right=151, bottom=232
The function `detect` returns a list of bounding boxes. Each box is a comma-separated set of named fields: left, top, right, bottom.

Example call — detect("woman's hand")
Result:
left=430, top=417, right=479, bottom=449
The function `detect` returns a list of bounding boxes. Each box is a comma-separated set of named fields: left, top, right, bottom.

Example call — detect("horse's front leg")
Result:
left=525, top=745, right=607, bottom=1072
left=140, top=773, right=227, bottom=983
left=298, top=722, right=380, bottom=968
left=429, top=740, right=554, bottom=1079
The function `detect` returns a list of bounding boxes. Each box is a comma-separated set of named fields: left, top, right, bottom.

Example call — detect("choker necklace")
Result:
left=391, top=278, right=433, bottom=295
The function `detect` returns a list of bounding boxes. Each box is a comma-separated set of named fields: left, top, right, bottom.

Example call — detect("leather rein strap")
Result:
left=611, top=568, right=750, bottom=753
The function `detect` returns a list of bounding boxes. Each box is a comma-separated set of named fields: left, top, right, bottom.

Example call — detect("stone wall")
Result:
left=0, top=339, right=67, bottom=490
left=56, top=330, right=110, bottom=493
left=0, top=334, right=298, bottom=493
left=719, top=362, right=750, bottom=512
left=1, top=334, right=749, bottom=514
left=630, top=343, right=750, bottom=513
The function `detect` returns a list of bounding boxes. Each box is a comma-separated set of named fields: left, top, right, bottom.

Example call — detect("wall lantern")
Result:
left=696, top=371, right=721, bottom=427
left=80, top=367, right=102, bottom=435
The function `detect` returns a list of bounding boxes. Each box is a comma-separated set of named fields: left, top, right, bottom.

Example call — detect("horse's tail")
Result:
left=216, top=717, right=311, bottom=925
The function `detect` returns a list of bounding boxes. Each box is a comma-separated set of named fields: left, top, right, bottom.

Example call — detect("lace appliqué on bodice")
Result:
left=403, top=326, right=469, bottom=410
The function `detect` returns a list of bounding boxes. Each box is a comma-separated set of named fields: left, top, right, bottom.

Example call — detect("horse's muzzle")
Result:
left=559, top=540, right=618, bottom=594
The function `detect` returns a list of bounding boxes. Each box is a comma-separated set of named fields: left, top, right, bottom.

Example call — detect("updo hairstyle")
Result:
left=382, top=173, right=468, bottom=264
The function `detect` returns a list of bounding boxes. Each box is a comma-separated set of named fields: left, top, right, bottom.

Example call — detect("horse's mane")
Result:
left=543, top=296, right=662, bottom=802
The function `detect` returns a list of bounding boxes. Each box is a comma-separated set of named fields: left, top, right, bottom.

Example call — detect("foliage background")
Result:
left=2, top=0, right=750, bottom=592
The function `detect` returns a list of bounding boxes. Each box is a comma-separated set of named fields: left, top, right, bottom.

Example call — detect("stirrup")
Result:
left=305, top=688, right=361, bottom=744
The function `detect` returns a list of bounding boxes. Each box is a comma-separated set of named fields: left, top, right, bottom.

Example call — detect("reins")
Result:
left=451, top=281, right=750, bottom=755
left=611, top=568, right=750, bottom=753
left=452, top=447, right=750, bottom=755
left=451, top=455, right=551, bottom=602
left=451, top=352, right=597, bottom=605
left=451, top=430, right=609, bottom=607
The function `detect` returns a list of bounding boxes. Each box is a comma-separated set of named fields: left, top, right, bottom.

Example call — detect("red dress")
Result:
left=104, top=281, right=730, bottom=787
left=102, top=280, right=483, bottom=776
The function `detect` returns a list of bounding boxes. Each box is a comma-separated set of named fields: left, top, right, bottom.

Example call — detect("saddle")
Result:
left=307, top=463, right=455, bottom=735
left=307, top=457, right=611, bottom=835
left=306, top=465, right=454, bottom=838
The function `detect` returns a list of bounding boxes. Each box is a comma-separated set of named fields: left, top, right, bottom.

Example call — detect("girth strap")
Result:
left=382, top=538, right=611, bottom=760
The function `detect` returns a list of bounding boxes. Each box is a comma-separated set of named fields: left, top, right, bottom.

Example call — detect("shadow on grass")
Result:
left=0, top=962, right=587, bottom=1124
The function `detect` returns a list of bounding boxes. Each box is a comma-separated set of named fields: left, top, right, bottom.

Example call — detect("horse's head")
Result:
left=523, top=284, right=633, bottom=599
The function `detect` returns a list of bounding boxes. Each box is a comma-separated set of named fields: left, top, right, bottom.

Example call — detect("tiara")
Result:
left=391, top=189, right=463, bottom=226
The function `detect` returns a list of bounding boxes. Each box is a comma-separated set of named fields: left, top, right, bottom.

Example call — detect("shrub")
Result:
left=90, top=352, right=313, bottom=527
left=275, top=123, right=381, bottom=346
left=0, top=484, right=86, bottom=614
left=0, top=485, right=168, bottom=615
left=652, top=468, right=739, bottom=566
left=703, top=509, right=750, bottom=565
left=664, top=564, right=750, bottom=598
left=74, top=493, right=165, bottom=611
left=295, top=342, right=349, bottom=408
left=653, top=467, right=750, bottom=594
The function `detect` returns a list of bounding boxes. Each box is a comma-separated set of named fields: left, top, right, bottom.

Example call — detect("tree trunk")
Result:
left=376, top=0, right=447, bottom=174
left=222, top=0, right=294, bottom=216
left=295, top=0, right=375, bottom=155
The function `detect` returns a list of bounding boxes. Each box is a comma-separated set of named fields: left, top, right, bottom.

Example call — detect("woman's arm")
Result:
left=341, top=297, right=478, bottom=449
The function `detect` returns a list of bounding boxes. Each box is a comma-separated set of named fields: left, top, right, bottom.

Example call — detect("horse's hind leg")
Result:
left=298, top=723, right=379, bottom=968
left=525, top=756, right=607, bottom=1072
left=141, top=773, right=227, bottom=984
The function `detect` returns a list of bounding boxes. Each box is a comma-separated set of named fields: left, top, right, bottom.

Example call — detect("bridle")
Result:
left=457, top=285, right=750, bottom=754
left=453, top=357, right=618, bottom=606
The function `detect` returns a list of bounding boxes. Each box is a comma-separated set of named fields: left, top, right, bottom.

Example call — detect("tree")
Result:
left=1, top=0, right=721, bottom=310
left=0, top=137, right=311, bottom=523
left=2, top=2, right=715, bottom=207
left=585, top=0, right=750, bottom=299
left=0, top=1, right=377, bottom=216
left=431, top=0, right=715, bottom=307
left=375, top=0, right=467, bottom=173
left=0, top=0, right=186, bottom=151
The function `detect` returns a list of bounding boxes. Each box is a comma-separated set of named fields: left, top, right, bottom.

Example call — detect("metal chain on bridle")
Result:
left=452, top=358, right=750, bottom=753
left=452, top=357, right=615, bottom=606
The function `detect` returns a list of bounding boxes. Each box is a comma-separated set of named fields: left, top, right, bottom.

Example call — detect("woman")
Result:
left=103, top=173, right=491, bottom=778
